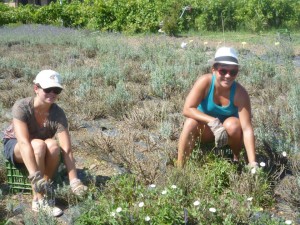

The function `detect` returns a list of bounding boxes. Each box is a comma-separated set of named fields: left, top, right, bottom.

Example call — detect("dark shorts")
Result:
left=3, top=138, right=24, bottom=169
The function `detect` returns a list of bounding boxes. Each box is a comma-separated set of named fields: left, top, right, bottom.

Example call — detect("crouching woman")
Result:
left=3, top=70, right=87, bottom=217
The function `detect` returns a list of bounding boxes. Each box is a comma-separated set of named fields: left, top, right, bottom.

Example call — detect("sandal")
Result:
left=70, top=179, right=88, bottom=196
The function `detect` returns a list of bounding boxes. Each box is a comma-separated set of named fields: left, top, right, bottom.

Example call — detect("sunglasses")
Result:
left=37, top=84, right=62, bottom=94
left=43, top=87, right=62, bottom=94
left=217, top=68, right=239, bottom=77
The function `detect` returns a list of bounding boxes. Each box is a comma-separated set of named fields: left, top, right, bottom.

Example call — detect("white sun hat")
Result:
left=33, top=70, right=63, bottom=89
left=213, top=47, right=239, bottom=65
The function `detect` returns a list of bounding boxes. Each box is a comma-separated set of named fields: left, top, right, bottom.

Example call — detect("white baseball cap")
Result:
left=33, top=70, right=63, bottom=89
left=213, top=47, right=239, bottom=65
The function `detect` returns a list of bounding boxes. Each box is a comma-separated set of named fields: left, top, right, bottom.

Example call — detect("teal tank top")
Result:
left=197, top=75, right=238, bottom=122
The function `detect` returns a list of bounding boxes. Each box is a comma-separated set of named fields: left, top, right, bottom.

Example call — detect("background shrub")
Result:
left=1, top=0, right=299, bottom=33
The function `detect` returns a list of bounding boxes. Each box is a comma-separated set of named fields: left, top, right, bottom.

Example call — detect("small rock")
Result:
left=89, top=164, right=97, bottom=170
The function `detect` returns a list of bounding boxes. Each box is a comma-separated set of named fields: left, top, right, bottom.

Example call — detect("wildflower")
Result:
left=116, top=207, right=122, bottom=213
left=110, top=212, right=116, bottom=217
left=247, top=197, right=253, bottom=201
left=138, top=202, right=144, bottom=208
left=171, top=185, right=177, bottom=189
left=181, top=42, right=187, bottom=49
left=145, top=216, right=151, bottom=221
left=161, top=190, right=167, bottom=195
left=285, top=220, right=292, bottom=224
left=282, top=151, right=287, bottom=157
left=204, top=41, right=208, bottom=45
left=242, top=42, right=247, bottom=47
left=189, top=40, right=194, bottom=43
left=149, top=184, right=156, bottom=188
left=251, top=167, right=256, bottom=174
left=209, top=208, right=216, bottom=213
left=260, top=162, right=266, bottom=167
left=275, top=42, right=280, bottom=46
left=158, top=29, right=164, bottom=33
left=193, top=200, right=200, bottom=206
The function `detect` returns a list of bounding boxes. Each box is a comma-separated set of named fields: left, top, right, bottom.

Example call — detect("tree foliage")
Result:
left=0, top=0, right=299, bottom=33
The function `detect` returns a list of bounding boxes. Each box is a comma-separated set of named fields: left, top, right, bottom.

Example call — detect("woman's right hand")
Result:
left=207, top=118, right=228, bottom=147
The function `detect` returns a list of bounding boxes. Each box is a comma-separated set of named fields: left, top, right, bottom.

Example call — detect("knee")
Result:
left=181, top=118, right=197, bottom=140
left=223, top=117, right=242, bottom=136
left=180, top=118, right=206, bottom=145
left=46, top=139, right=60, bottom=157
left=183, top=118, right=202, bottom=134
left=31, top=140, right=47, bottom=158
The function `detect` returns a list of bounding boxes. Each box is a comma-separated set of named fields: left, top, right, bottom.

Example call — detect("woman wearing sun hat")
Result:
left=177, top=47, right=257, bottom=168
left=3, top=69, right=87, bottom=216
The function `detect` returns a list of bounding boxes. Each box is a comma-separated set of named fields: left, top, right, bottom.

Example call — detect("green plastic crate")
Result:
left=5, top=160, right=32, bottom=193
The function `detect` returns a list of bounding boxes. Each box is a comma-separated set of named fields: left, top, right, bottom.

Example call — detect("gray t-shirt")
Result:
left=3, top=97, right=68, bottom=140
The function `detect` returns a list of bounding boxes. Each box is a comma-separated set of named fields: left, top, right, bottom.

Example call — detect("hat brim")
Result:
left=213, top=60, right=239, bottom=66
left=39, top=82, right=63, bottom=89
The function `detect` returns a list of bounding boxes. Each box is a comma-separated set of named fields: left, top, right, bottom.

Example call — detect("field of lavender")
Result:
left=0, top=25, right=299, bottom=224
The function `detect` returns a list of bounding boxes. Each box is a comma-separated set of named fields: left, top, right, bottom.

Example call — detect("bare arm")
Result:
left=235, top=85, right=256, bottom=164
left=13, top=118, right=39, bottom=174
left=183, top=74, right=216, bottom=123
left=56, top=130, right=78, bottom=181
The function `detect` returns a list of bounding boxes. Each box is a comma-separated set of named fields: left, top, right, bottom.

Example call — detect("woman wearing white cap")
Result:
left=177, top=47, right=257, bottom=168
left=3, top=69, right=87, bottom=216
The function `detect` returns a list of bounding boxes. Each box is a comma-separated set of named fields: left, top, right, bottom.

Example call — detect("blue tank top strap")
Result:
left=229, top=81, right=236, bottom=103
left=208, top=74, right=215, bottom=98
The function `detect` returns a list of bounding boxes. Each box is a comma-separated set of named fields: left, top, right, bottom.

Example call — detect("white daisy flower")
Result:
left=251, top=167, right=256, bottom=174
left=285, top=220, right=292, bottom=224
left=247, top=197, right=253, bottom=201
left=116, top=207, right=122, bottom=213
left=161, top=190, right=167, bottom=195
left=193, top=200, right=200, bottom=206
left=171, top=185, right=177, bottom=189
left=282, top=151, right=287, bottom=157
left=138, top=202, right=144, bottom=208
left=145, top=216, right=151, bottom=221
left=181, top=42, right=187, bottom=49
left=260, top=162, right=266, bottom=167
left=110, top=212, right=116, bottom=217
left=149, top=184, right=156, bottom=188
left=209, top=208, right=216, bottom=213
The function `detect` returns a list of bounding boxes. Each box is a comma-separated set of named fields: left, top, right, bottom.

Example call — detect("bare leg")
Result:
left=13, top=139, right=48, bottom=200
left=13, top=142, right=38, bottom=175
left=223, top=117, right=243, bottom=161
left=31, top=140, right=47, bottom=175
left=177, top=118, right=214, bottom=168
left=44, top=139, right=60, bottom=180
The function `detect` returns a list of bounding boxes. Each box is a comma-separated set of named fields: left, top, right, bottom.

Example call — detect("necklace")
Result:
left=34, top=109, right=49, bottom=128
